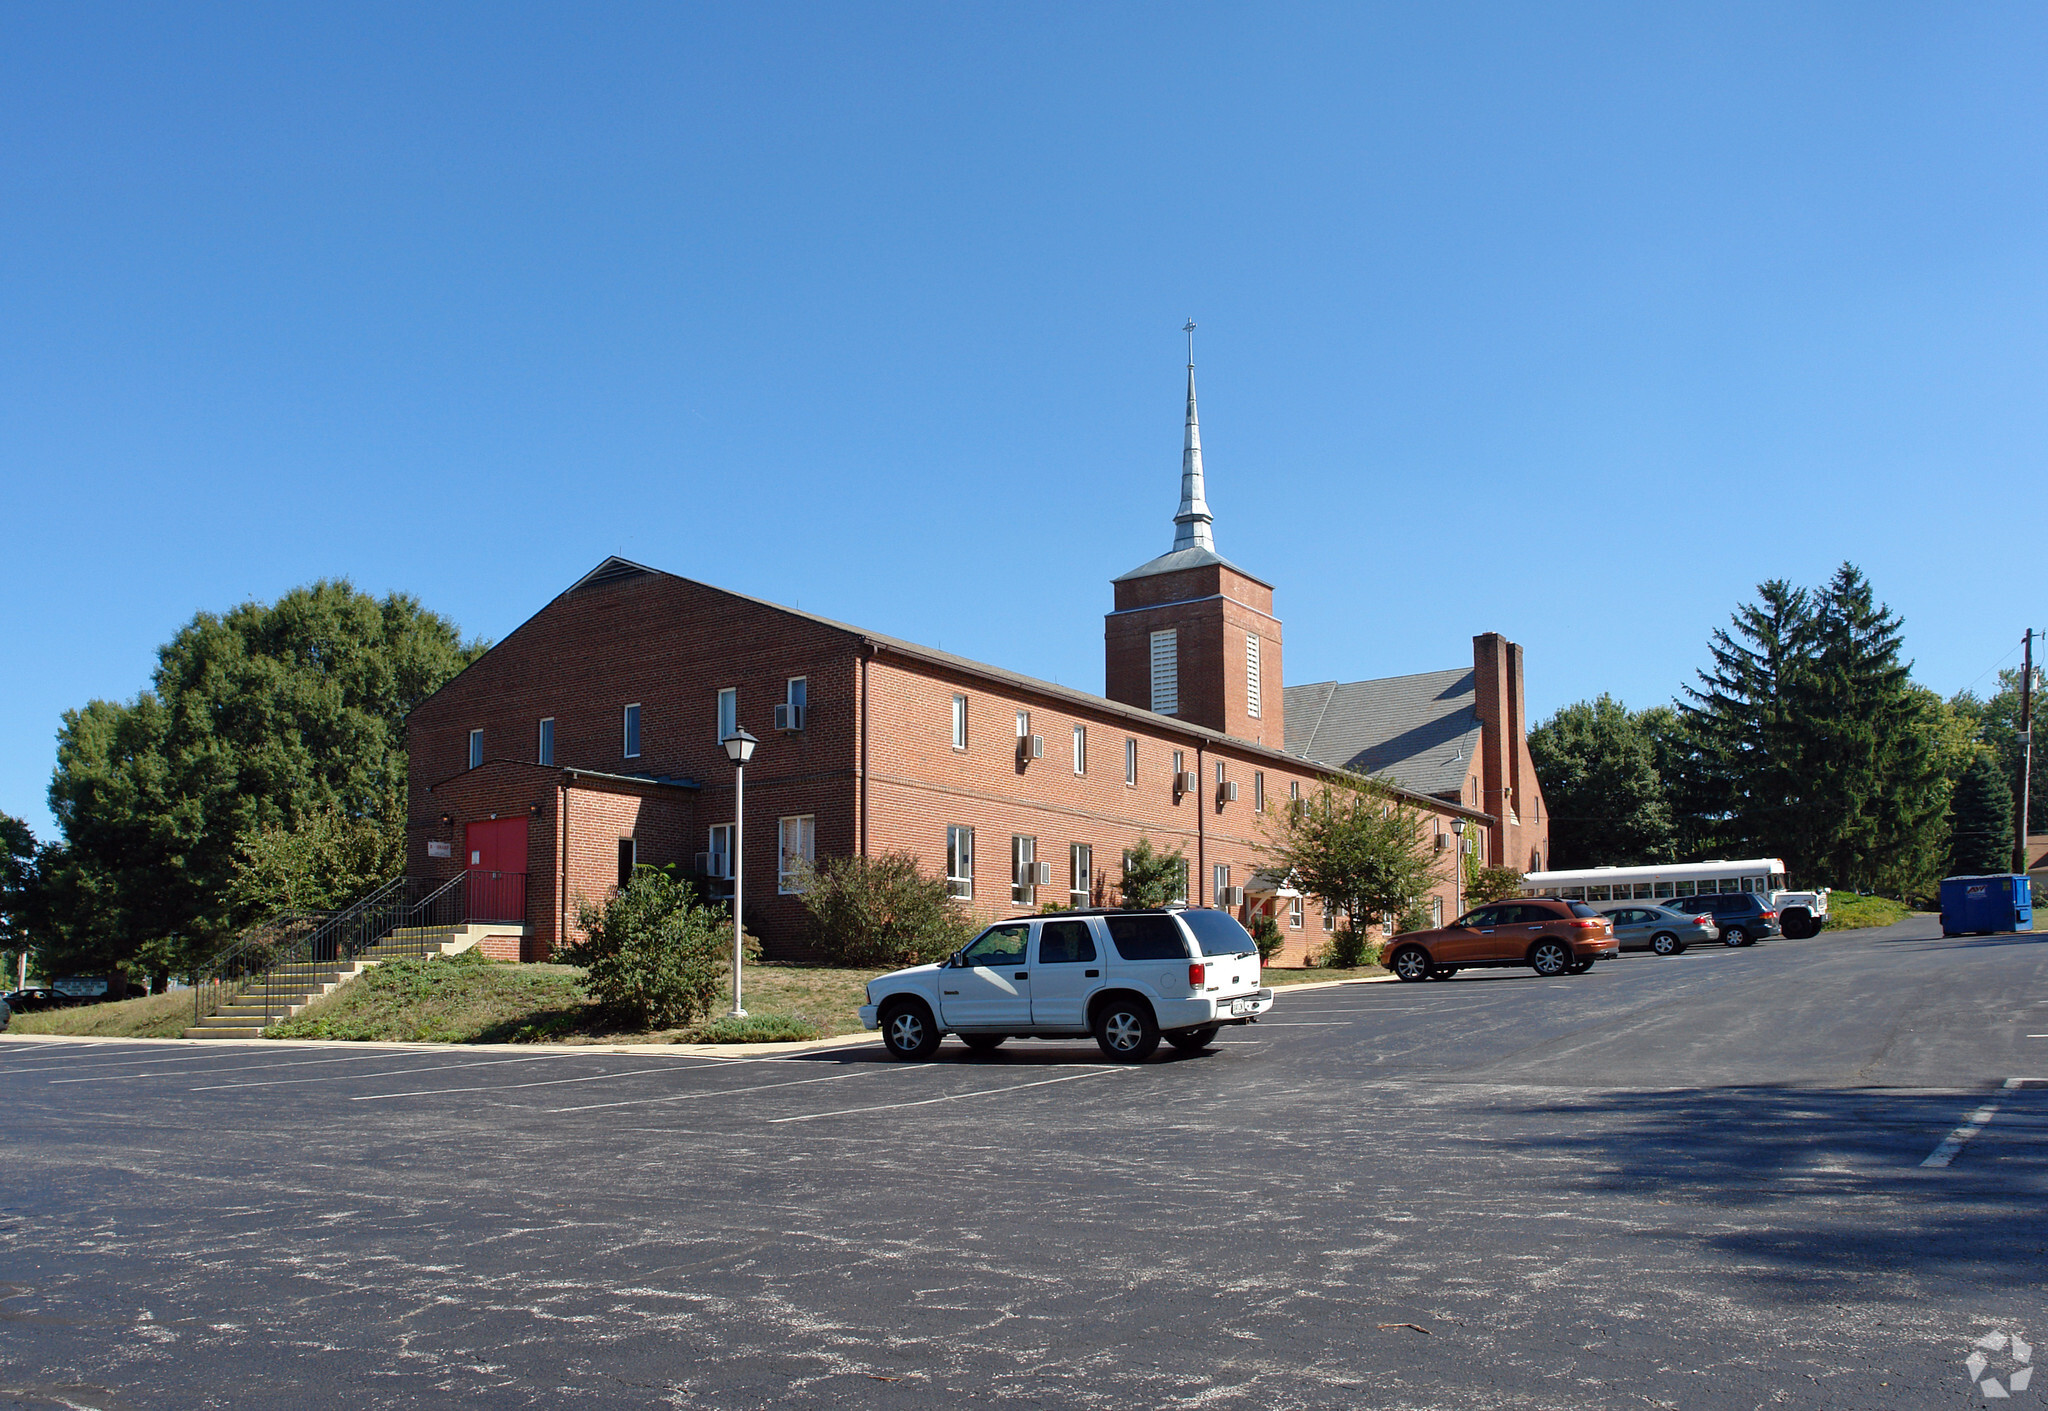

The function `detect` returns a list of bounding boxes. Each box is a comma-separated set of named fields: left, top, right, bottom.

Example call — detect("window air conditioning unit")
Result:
left=1176, top=770, right=1200, bottom=793
left=773, top=703, right=805, bottom=732
left=1218, top=885, right=1244, bottom=906
left=1434, top=833, right=1449, bottom=851
left=1019, top=734, right=1043, bottom=760
left=1219, top=780, right=1238, bottom=803
left=1290, top=799, right=1308, bottom=820
left=1035, top=860, right=1053, bottom=887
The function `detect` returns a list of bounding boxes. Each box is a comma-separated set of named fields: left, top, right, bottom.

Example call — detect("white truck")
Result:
left=1769, top=887, right=1830, bottom=939
left=860, top=906, right=1274, bottom=1061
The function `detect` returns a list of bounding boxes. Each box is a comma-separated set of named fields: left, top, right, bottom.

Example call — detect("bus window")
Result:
left=1674, top=880, right=1695, bottom=897
left=1588, top=885, right=1610, bottom=901
left=1653, top=881, right=1674, bottom=898
left=1769, top=872, right=1787, bottom=890
left=1564, top=887, right=1586, bottom=900
left=1634, top=883, right=1654, bottom=899
left=1743, top=876, right=1763, bottom=893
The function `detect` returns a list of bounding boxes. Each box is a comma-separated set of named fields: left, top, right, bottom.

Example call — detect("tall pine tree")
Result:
left=1947, top=749, right=2016, bottom=876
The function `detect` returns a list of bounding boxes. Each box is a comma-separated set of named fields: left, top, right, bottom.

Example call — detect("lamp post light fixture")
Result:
left=1450, top=819, right=1467, bottom=919
left=722, top=727, right=759, bottom=1019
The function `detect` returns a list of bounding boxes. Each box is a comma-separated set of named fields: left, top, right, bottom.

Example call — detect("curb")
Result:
left=0, top=1027, right=881, bottom=1059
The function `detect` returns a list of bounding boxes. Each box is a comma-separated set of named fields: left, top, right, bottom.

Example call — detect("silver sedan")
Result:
left=1598, top=904, right=1720, bottom=956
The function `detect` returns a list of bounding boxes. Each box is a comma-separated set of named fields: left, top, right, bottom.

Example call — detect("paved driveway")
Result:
left=2, top=917, right=2043, bottom=1408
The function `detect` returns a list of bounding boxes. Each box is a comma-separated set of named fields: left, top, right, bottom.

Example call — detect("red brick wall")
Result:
left=1471, top=633, right=1551, bottom=877
left=1105, top=563, right=1282, bottom=747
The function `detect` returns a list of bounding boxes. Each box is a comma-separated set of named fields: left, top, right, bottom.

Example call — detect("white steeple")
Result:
left=1172, top=319, right=1215, bottom=553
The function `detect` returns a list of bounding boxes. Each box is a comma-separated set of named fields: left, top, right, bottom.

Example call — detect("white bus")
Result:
left=1524, top=859, right=1790, bottom=905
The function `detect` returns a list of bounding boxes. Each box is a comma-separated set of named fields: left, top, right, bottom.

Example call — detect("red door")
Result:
left=464, top=818, right=529, bottom=922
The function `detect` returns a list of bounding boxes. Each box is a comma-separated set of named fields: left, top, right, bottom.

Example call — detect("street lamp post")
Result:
left=722, top=727, right=758, bottom=1019
left=1451, top=819, right=1467, bottom=919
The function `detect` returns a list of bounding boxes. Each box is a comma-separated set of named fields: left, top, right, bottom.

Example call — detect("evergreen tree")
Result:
left=1677, top=579, right=1811, bottom=867
left=1794, top=564, right=1946, bottom=895
left=1966, top=666, right=2047, bottom=840
left=41, top=581, right=484, bottom=986
left=1117, top=836, right=1188, bottom=909
left=1947, top=749, right=2016, bottom=876
left=1527, top=695, right=1674, bottom=869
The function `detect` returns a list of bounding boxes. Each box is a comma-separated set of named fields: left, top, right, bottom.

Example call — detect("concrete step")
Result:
left=183, top=1025, right=265, bottom=1039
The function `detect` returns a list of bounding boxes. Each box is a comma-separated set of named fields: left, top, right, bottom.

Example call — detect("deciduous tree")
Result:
left=1260, top=775, right=1440, bottom=932
left=1527, top=695, right=1674, bottom=869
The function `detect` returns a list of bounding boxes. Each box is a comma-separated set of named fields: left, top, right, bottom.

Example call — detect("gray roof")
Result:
left=1111, top=544, right=1269, bottom=585
left=1283, top=667, right=1481, bottom=798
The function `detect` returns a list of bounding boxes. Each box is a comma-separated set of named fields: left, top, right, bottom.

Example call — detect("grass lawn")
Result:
left=1263, top=964, right=1390, bottom=986
left=261, top=952, right=888, bottom=1044
left=1824, top=894, right=1916, bottom=931
left=7, top=989, right=199, bottom=1040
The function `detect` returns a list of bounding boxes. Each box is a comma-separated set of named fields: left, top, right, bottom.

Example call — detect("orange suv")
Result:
left=1386, top=899, right=1617, bottom=981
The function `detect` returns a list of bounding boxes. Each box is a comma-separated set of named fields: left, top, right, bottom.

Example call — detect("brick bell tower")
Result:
left=1104, top=325, right=1281, bottom=747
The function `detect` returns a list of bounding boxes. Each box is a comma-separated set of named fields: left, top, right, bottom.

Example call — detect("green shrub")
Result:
left=692, top=1012, right=823, bottom=1044
left=562, top=867, right=731, bottom=1029
left=1118, top=836, right=1188, bottom=909
left=795, top=852, right=977, bottom=967
left=1248, top=911, right=1285, bottom=962
left=1395, top=900, right=1434, bottom=935
left=1324, top=928, right=1374, bottom=969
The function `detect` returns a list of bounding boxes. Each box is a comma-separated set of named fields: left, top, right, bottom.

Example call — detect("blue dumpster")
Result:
left=1939, top=874, right=2034, bottom=936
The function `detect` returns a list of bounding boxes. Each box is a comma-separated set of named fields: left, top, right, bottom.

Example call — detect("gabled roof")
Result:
left=500, top=557, right=1492, bottom=822
left=1283, top=667, right=1481, bottom=799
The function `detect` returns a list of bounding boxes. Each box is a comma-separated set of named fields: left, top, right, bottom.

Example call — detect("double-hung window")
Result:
left=784, top=677, right=807, bottom=730
left=537, top=718, right=555, bottom=767
left=945, top=826, right=974, bottom=899
left=1124, top=737, right=1137, bottom=787
left=1213, top=864, right=1230, bottom=905
left=1011, top=835, right=1036, bottom=904
left=777, top=815, right=815, bottom=894
left=468, top=729, right=483, bottom=770
left=705, top=824, right=733, bottom=883
left=717, top=688, right=737, bottom=743
left=951, top=694, right=967, bottom=750
left=1289, top=896, right=1304, bottom=930
left=1072, top=724, right=1086, bottom=775
left=1069, top=843, right=1091, bottom=909
left=1322, top=904, right=1337, bottom=933
left=623, top=704, right=642, bottom=759
left=1016, top=710, right=1029, bottom=740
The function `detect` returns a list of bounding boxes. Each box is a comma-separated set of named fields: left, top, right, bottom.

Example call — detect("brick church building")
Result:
left=404, top=359, right=1547, bottom=965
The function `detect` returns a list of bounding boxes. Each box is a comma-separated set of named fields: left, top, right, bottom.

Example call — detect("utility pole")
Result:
left=2021, top=628, right=2035, bottom=877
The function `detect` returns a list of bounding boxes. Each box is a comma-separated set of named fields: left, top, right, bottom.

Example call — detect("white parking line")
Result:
left=770, top=1066, right=1124, bottom=1124
left=49, top=1050, right=469, bottom=1085
left=1921, top=1079, right=2025, bottom=1168
left=1251, top=1022, right=1343, bottom=1027
left=200, top=1054, right=572, bottom=1092
left=350, top=1062, right=706, bottom=1101
left=545, top=1068, right=873, bottom=1114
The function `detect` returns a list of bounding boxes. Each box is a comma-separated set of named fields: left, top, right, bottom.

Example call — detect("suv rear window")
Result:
left=1180, top=909, right=1258, bottom=957
left=1106, top=914, right=1191, bottom=961
left=1566, top=902, right=1601, bottom=918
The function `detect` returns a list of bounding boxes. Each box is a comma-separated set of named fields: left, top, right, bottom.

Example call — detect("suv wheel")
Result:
left=1390, top=945, right=1432, bottom=982
left=1722, top=925, right=1749, bottom=947
left=1165, top=1026, right=1219, bottom=1053
left=879, top=1000, right=941, bottom=1061
left=1530, top=939, right=1570, bottom=976
left=1650, top=932, right=1683, bottom=956
left=1093, top=998, right=1161, bottom=1061
left=961, top=1034, right=1006, bottom=1053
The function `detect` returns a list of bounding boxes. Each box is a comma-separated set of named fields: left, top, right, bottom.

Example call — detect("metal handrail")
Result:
left=191, top=873, right=489, bottom=1028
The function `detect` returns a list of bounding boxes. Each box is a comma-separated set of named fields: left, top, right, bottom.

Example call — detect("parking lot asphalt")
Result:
left=2, top=916, right=2043, bottom=1409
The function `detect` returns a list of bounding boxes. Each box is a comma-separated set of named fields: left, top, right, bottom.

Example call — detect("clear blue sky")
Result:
left=4, top=4, right=2042, bottom=840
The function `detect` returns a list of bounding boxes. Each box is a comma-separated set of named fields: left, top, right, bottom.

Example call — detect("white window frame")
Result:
left=1070, top=843, right=1091, bottom=909
left=777, top=815, right=816, bottom=894
left=946, top=825, right=974, bottom=900
left=536, top=718, right=554, bottom=767
left=706, top=823, right=733, bottom=881
left=623, top=703, right=642, bottom=759
left=951, top=694, right=968, bottom=751
left=1215, top=760, right=1226, bottom=786
left=1016, top=709, right=1030, bottom=739
left=1072, top=724, right=1086, bottom=776
left=1246, top=633, right=1261, bottom=719
left=1011, top=834, right=1037, bottom=905
left=786, top=676, right=807, bottom=721
left=1323, top=904, right=1336, bottom=933
left=1124, top=737, right=1137, bottom=787
left=1150, top=629, right=1179, bottom=715
left=1289, top=896, right=1304, bottom=930
left=1253, top=771, right=1264, bottom=813
left=717, top=688, right=737, bottom=744
left=1432, top=896, right=1444, bottom=927
left=468, top=728, right=483, bottom=770
left=1213, top=863, right=1230, bottom=905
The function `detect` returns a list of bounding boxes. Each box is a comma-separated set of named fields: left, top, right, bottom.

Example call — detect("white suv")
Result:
left=859, top=907, right=1274, bottom=1062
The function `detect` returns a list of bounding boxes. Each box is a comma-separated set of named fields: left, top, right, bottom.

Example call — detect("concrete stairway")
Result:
left=182, top=924, right=495, bottom=1038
